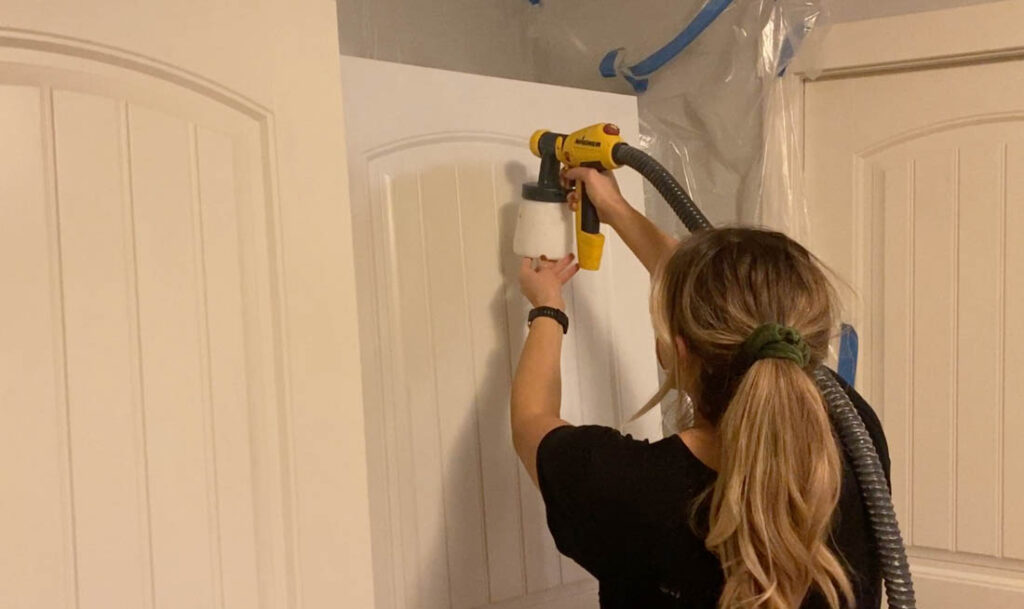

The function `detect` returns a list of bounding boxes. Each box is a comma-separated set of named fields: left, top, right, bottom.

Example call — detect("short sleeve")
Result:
left=535, top=425, right=656, bottom=579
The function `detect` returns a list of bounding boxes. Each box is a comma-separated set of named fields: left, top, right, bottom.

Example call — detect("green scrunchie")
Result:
left=737, top=323, right=811, bottom=368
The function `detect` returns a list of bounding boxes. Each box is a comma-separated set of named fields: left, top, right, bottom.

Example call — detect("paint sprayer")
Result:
left=514, top=123, right=917, bottom=609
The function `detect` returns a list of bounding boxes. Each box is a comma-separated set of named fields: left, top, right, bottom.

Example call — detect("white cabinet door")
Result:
left=340, top=56, right=660, bottom=609
left=0, top=4, right=373, bottom=608
left=805, top=58, right=1024, bottom=607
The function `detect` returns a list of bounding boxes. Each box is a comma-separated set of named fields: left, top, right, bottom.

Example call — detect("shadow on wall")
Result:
left=419, top=161, right=530, bottom=606
left=420, top=159, right=638, bottom=605
left=431, top=292, right=527, bottom=606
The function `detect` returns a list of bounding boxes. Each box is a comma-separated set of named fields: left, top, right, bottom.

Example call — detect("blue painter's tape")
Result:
left=599, top=48, right=620, bottom=78
left=623, top=73, right=649, bottom=93
left=600, top=0, right=734, bottom=86
left=838, top=323, right=859, bottom=386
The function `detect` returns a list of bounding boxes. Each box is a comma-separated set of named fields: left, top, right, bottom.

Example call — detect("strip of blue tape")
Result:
left=599, top=0, right=735, bottom=92
left=838, top=323, right=859, bottom=386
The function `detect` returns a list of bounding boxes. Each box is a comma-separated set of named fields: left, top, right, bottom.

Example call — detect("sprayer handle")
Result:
left=574, top=180, right=605, bottom=271
left=578, top=182, right=601, bottom=234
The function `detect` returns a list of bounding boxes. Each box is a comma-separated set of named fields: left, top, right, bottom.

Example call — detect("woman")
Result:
left=510, top=167, right=889, bottom=609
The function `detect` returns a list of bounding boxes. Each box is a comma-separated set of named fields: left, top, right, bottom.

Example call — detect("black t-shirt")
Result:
left=536, top=373, right=890, bottom=609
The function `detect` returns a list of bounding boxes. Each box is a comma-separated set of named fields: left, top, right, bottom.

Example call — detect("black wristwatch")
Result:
left=528, top=306, right=569, bottom=334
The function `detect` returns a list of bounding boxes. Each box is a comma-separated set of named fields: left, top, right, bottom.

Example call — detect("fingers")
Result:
left=559, top=263, right=580, bottom=283
left=563, top=167, right=596, bottom=182
left=553, top=253, right=575, bottom=273
left=523, top=254, right=575, bottom=276
left=566, top=190, right=580, bottom=211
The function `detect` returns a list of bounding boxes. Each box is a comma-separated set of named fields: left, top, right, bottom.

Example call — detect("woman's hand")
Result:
left=563, top=165, right=677, bottom=274
left=518, top=253, right=579, bottom=310
left=562, top=167, right=630, bottom=227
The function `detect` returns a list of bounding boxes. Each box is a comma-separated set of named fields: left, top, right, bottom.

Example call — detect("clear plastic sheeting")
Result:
left=526, top=1, right=831, bottom=433
left=527, top=0, right=831, bottom=242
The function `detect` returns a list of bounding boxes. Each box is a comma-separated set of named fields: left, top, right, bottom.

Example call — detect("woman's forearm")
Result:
left=606, top=199, right=678, bottom=274
left=510, top=317, right=564, bottom=426
left=510, top=316, right=567, bottom=482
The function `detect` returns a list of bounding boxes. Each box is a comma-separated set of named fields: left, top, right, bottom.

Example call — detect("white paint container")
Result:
left=512, top=201, right=574, bottom=260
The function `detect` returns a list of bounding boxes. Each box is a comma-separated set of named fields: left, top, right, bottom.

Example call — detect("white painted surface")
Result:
left=831, top=0, right=1004, bottom=22
left=803, top=0, right=1024, bottom=75
left=0, top=2, right=373, bottom=607
left=804, top=53, right=1024, bottom=608
left=340, top=56, right=660, bottom=609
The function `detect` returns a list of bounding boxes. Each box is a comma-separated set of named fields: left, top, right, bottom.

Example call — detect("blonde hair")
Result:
left=639, top=228, right=853, bottom=609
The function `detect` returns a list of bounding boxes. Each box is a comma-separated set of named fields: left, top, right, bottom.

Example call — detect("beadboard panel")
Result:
left=0, top=65, right=287, bottom=609
left=341, top=56, right=660, bottom=609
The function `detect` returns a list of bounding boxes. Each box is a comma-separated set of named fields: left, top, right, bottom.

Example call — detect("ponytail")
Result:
left=644, top=228, right=855, bottom=608
left=705, top=359, right=853, bottom=609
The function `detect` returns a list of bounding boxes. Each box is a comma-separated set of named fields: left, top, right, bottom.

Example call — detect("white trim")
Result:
left=911, top=558, right=1024, bottom=593
left=793, top=0, right=1024, bottom=77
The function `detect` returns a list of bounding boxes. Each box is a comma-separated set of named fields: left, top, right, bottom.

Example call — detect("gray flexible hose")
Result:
left=813, top=367, right=917, bottom=608
left=620, top=142, right=918, bottom=608
left=612, top=143, right=712, bottom=233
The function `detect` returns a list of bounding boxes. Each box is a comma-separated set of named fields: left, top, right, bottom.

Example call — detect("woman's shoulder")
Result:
left=539, top=424, right=704, bottom=470
left=537, top=425, right=716, bottom=506
left=537, top=425, right=664, bottom=480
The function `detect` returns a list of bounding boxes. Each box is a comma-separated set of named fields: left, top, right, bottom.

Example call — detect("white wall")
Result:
left=831, top=0, right=1005, bottom=22
left=336, top=0, right=536, bottom=82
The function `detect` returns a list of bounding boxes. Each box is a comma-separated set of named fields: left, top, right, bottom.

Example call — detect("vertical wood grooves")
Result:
left=560, top=281, right=585, bottom=590
left=872, top=167, right=884, bottom=400
left=363, top=141, right=650, bottom=603
left=604, top=253, right=624, bottom=430
left=558, top=241, right=584, bottom=585
left=907, top=159, right=916, bottom=543
left=364, top=166, right=395, bottom=609
left=414, top=173, right=455, bottom=607
left=379, top=173, right=408, bottom=606
left=998, top=142, right=1008, bottom=558
left=851, top=156, right=866, bottom=394
left=188, top=125, right=226, bottom=608
left=491, top=162, right=529, bottom=595
left=8, top=82, right=295, bottom=609
left=568, top=290, right=585, bottom=417
left=371, top=171, right=403, bottom=606
left=951, top=147, right=960, bottom=550
left=42, top=86, right=81, bottom=609
left=122, top=103, right=158, bottom=609
left=255, top=118, right=300, bottom=609
left=453, top=163, right=493, bottom=595
left=388, top=174, right=417, bottom=607
left=385, top=174, right=412, bottom=607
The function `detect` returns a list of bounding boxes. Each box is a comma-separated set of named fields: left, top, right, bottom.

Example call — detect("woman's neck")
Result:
left=679, top=407, right=720, bottom=471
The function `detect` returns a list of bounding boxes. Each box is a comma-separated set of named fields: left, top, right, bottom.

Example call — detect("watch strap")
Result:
left=528, top=306, right=569, bottom=334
